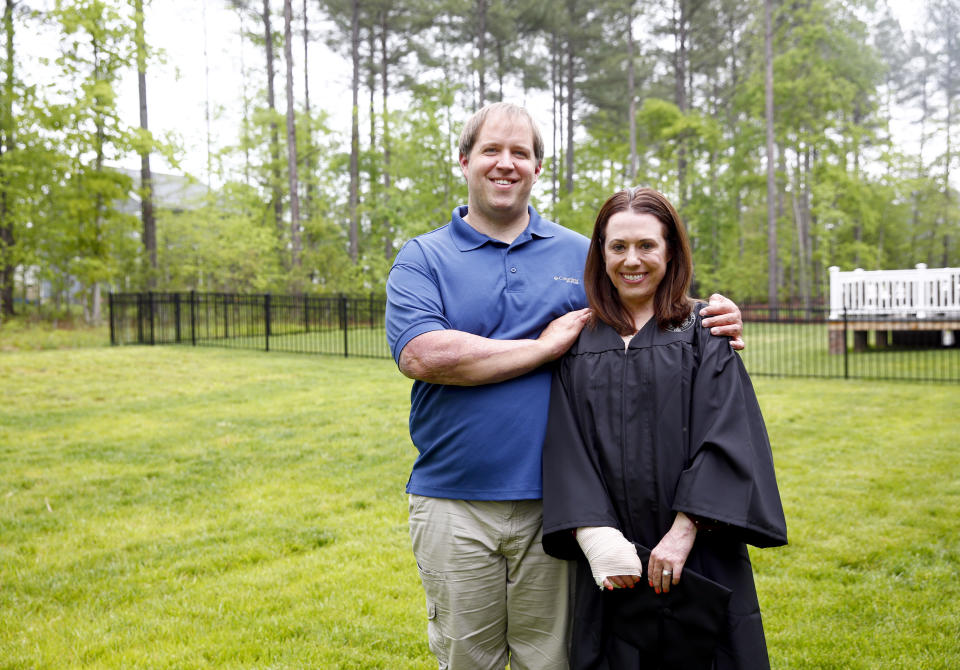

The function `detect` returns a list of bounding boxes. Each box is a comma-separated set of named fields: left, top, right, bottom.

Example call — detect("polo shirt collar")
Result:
left=449, top=205, right=556, bottom=251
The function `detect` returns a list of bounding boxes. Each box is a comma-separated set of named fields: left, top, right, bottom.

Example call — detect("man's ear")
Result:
left=458, top=153, right=469, bottom=178
left=533, top=161, right=542, bottom=181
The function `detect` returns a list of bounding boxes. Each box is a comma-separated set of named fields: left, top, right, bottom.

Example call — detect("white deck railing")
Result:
left=829, top=264, right=960, bottom=319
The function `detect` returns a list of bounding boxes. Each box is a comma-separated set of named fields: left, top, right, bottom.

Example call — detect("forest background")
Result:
left=0, top=0, right=958, bottom=325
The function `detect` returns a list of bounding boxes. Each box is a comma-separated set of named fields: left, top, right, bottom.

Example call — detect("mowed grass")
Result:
left=753, top=377, right=959, bottom=669
left=1, top=345, right=958, bottom=669
left=1, top=347, right=425, bottom=669
left=0, top=318, right=110, bottom=351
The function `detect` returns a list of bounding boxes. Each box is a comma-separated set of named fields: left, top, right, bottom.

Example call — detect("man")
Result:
left=385, top=102, right=743, bottom=670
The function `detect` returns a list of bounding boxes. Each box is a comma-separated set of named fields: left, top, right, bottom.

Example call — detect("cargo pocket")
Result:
left=417, top=564, right=449, bottom=666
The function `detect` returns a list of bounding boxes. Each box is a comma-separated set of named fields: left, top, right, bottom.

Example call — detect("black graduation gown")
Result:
left=542, top=306, right=787, bottom=670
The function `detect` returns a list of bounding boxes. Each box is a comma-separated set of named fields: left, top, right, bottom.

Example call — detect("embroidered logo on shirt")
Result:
left=554, top=275, right=581, bottom=285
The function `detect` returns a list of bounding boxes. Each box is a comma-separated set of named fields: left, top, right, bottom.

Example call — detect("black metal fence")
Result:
left=738, top=305, right=959, bottom=383
left=109, top=292, right=389, bottom=359
left=109, top=293, right=960, bottom=383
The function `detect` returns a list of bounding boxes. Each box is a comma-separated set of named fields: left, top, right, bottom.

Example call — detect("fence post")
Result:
left=108, top=292, right=116, bottom=345
left=843, top=306, right=849, bottom=379
left=265, top=293, right=272, bottom=352
left=174, top=293, right=182, bottom=343
left=340, top=294, right=349, bottom=358
left=190, top=290, right=197, bottom=346
left=137, top=294, right=144, bottom=344
left=915, top=263, right=928, bottom=318
left=828, top=266, right=841, bottom=319
left=148, top=291, right=155, bottom=345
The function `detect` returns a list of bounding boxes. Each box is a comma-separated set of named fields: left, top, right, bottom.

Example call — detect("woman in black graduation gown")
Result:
left=541, top=188, right=787, bottom=670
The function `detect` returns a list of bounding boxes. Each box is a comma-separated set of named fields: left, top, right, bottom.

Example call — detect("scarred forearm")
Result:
left=398, top=308, right=591, bottom=386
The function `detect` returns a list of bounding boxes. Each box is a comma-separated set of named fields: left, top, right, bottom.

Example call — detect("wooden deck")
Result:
left=826, top=266, right=960, bottom=353
left=826, top=318, right=960, bottom=331
left=827, top=317, right=960, bottom=354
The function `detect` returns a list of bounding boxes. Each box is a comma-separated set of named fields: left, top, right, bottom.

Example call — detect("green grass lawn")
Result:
left=0, top=318, right=110, bottom=351
left=1, top=345, right=958, bottom=669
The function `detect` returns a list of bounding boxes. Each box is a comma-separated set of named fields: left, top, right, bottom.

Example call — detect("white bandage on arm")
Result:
left=575, top=526, right=644, bottom=588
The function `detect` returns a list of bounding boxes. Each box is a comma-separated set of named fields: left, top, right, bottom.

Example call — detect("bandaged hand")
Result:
left=575, top=526, right=643, bottom=589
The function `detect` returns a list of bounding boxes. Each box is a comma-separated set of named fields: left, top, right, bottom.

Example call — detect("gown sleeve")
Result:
left=541, top=354, right=622, bottom=560
left=672, top=321, right=788, bottom=548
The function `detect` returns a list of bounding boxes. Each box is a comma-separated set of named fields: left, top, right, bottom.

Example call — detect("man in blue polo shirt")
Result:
left=385, top=102, right=743, bottom=670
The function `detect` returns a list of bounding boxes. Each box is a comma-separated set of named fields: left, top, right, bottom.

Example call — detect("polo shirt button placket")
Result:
left=507, top=265, right=518, bottom=291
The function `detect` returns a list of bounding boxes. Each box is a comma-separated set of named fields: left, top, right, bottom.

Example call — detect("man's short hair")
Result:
left=458, top=102, right=545, bottom=165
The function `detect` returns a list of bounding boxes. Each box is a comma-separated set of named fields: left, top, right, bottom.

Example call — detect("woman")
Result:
left=542, top=188, right=787, bottom=670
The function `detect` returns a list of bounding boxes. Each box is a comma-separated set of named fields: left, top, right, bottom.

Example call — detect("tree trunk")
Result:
left=792, top=151, right=809, bottom=308
left=365, top=22, right=382, bottom=259
left=727, top=9, right=744, bottom=264
left=551, top=29, right=559, bottom=208
left=708, top=82, right=719, bottom=273
left=440, top=15, right=454, bottom=213
left=674, top=0, right=688, bottom=207
left=134, top=0, right=156, bottom=290
left=348, top=0, right=360, bottom=263
left=803, top=146, right=815, bottom=305
left=764, top=0, right=777, bottom=308
left=302, top=0, right=314, bottom=219
left=0, top=0, right=15, bottom=318
left=90, top=36, right=106, bottom=326
left=911, top=38, right=932, bottom=261
left=627, top=3, right=637, bottom=181
left=263, top=0, right=283, bottom=231
left=283, top=0, right=300, bottom=278
left=476, top=0, right=486, bottom=107
left=852, top=102, right=863, bottom=267
left=368, top=27, right=376, bottom=153
left=91, top=282, right=101, bottom=325
left=496, top=38, right=504, bottom=101
left=564, top=41, right=574, bottom=196
left=380, top=11, right=393, bottom=261
left=239, top=8, right=251, bottom=187
left=943, top=6, right=955, bottom=267
left=202, top=0, right=212, bottom=185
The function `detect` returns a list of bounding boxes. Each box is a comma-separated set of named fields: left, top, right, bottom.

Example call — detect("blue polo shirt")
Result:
left=386, top=206, right=589, bottom=500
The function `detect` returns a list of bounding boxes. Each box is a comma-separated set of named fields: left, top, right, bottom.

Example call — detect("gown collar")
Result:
left=575, top=306, right=700, bottom=354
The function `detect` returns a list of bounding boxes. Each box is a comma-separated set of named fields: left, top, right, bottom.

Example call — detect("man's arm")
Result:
left=699, top=293, right=745, bottom=350
left=398, top=308, right=591, bottom=386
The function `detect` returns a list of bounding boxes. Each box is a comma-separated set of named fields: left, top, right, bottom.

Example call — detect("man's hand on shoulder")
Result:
left=537, top=308, right=592, bottom=360
left=699, top=294, right=745, bottom=351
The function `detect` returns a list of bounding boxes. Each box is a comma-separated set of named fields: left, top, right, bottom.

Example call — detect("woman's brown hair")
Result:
left=584, top=187, right=694, bottom=335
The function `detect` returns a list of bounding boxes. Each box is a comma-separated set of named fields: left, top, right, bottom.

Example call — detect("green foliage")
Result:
left=156, top=204, right=284, bottom=293
left=1, top=0, right=179, bottom=319
left=388, top=80, right=467, bottom=241
left=3, top=0, right=958, bottom=306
